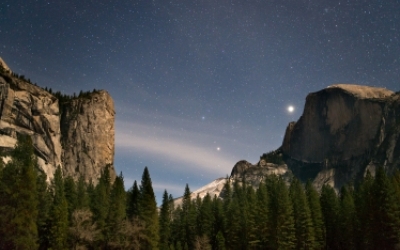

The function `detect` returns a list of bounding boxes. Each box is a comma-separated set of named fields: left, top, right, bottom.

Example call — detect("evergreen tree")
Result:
left=171, top=205, right=184, bottom=248
left=64, top=176, right=78, bottom=220
left=0, top=135, right=39, bottom=249
left=354, top=171, right=374, bottom=249
left=224, top=181, right=242, bottom=249
left=107, top=172, right=127, bottom=247
left=139, top=167, right=159, bottom=249
left=338, top=185, right=356, bottom=249
left=211, top=196, right=225, bottom=250
left=92, top=166, right=112, bottom=245
left=320, top=184, right=339, bottom=250
left=37, top=170, right=52, bottom=249
left=289, top=178, right=315, bottom=249
left=48, top=166, right=69, bottom=249
left=159, top=190, right=172, bottom=249
left=180, top=184, right=197, bottom=249
left=215, top=230, right=226, bottom=250
left=267, top=175, right=295, bottom=249
left=305, top=180, right=324, bottom=249
left=197, top=193, right=214, bottom=240
left=253, top=180, right=269, bottom=247
left=127, top=180, right=140, bottom=219
left=243, top=185, right=257, bottom=248
left=76, top=175, right=89, bottom=209
left=371, top=166, right=400, bottom=249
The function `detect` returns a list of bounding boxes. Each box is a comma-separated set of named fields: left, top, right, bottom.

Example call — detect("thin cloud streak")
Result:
left=116, top=122, right=236, bottom=177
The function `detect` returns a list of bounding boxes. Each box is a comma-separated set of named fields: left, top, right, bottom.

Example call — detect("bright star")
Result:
left=217, top=147, right=220, bottom=151
left=287, top=105, right=295, bottom=113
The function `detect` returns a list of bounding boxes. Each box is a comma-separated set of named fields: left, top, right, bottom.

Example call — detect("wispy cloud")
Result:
left=116, top=121, right=236, bottom=177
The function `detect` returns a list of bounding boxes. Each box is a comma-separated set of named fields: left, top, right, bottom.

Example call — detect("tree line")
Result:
left=1, top=135, right=400, bottom=249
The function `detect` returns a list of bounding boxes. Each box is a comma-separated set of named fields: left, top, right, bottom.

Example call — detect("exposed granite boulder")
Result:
left=60, top=90, right=116, bottom=183
left=281, top=84, right=399, bottom=188
left=0, top=72, right=61, bottom=180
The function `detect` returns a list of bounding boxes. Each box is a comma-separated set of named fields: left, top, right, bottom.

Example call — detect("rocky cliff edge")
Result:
left=0, top=60, right=116, bottom=182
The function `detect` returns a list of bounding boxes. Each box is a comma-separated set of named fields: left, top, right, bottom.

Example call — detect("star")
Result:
left=287, top=105, right=295, bottom=113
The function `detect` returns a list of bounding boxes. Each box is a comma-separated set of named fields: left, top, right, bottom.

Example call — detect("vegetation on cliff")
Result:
left=1, top=135, right=400, bottom=249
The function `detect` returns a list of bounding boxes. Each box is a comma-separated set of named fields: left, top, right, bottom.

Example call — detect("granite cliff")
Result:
left=0, top=58, right=115, bottom=182
left=282, top=84, right=399, bottom=189
left=61, top=90, right=116, bottom=183
left=0, top=67, right=62, bottom=179
left=183, top=84, right=400, bottom=200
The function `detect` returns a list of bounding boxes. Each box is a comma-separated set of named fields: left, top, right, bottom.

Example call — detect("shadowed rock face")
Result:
left=0, top=74, right=62, bottom=180
left=60, top=90, right=116, bottom=183
left=182, top=84, right=399, bottom=201
left=281, top=84, right=399, bottom=188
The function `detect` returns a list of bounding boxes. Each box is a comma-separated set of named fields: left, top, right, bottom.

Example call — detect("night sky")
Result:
left=1, top=0, right=399, bottom=203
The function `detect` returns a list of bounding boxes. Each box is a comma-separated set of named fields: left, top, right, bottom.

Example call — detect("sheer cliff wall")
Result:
left=0, top=67, right=116, bottom=182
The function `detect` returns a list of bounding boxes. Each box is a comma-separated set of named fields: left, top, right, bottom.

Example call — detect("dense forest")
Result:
left=1, top=135, right=400, bottom=249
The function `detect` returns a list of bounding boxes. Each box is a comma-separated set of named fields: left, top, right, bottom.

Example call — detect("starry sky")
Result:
left=1, top=0, right=399, bottom=203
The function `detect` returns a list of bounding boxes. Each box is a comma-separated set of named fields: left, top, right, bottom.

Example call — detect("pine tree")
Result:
left=180, top=184, right=197, bottom=249
left=253, top=180, right=269, bottom=247
left=48, top=166, right=69, bottom=249
left=211, top=196, right=225, bottom=249
left=320, top=184, right=339, bottom=250
left=64, top=176, right=78, bottom=220
left=224, top=181, right=242, bottom=249
left=171, top=205, right=184, bottom=248
left=37, top=169, right=52, bottom=249
left=244, top=185, right=257, bottom=248
left=371, top=166, right=400, bottom=249
left=159, top=190, right=172, bottom=249
left=215, top=230, right=226, bottom=250
left=0, top=135, right=39, bottom=249
left=305, top=180, right=324, bottom=249
left=354, top=171, right=374, bottom=249
left=92, top=166, right=112, bottom=245
left=127, top=180, right=140, bottom=219
left=266, top=175, right=295, bottom=249
left=76, top=175, right=89, bottom=209
left=197, top=193, right=214, bottom=240
left=139, top=167, right=159, bottom=249
left=338, top=185, right=356, bottom=249
left=107, top=172, right=127, bottom=247
left=289, top=178, right=315, bottom=249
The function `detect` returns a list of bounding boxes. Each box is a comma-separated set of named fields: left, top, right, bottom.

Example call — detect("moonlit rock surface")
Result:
left=0, top=74, right=61, bottom=180
left=282, top=84, right=400, bottom=189
left=0, top=64, right=116, bottom=182
left=327, top=84, right=394, bottom=99
left=61, top=90, right=116, bottom=183
left=174, top=159, right=290, bottom=206
left=0, top=57, right=11, bottom=72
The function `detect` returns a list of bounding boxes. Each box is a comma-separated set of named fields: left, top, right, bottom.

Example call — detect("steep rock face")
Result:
left=0, top=73, right=61, bottom=179
left=0, top=61, right=116, bottom=183
left=281, top=84, right=398, bottom=188
left=174, top=160, right=290, bottom=206
left=60, top=90, right=116, bottom=183
left=230, top=159, right=290, bottom=186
